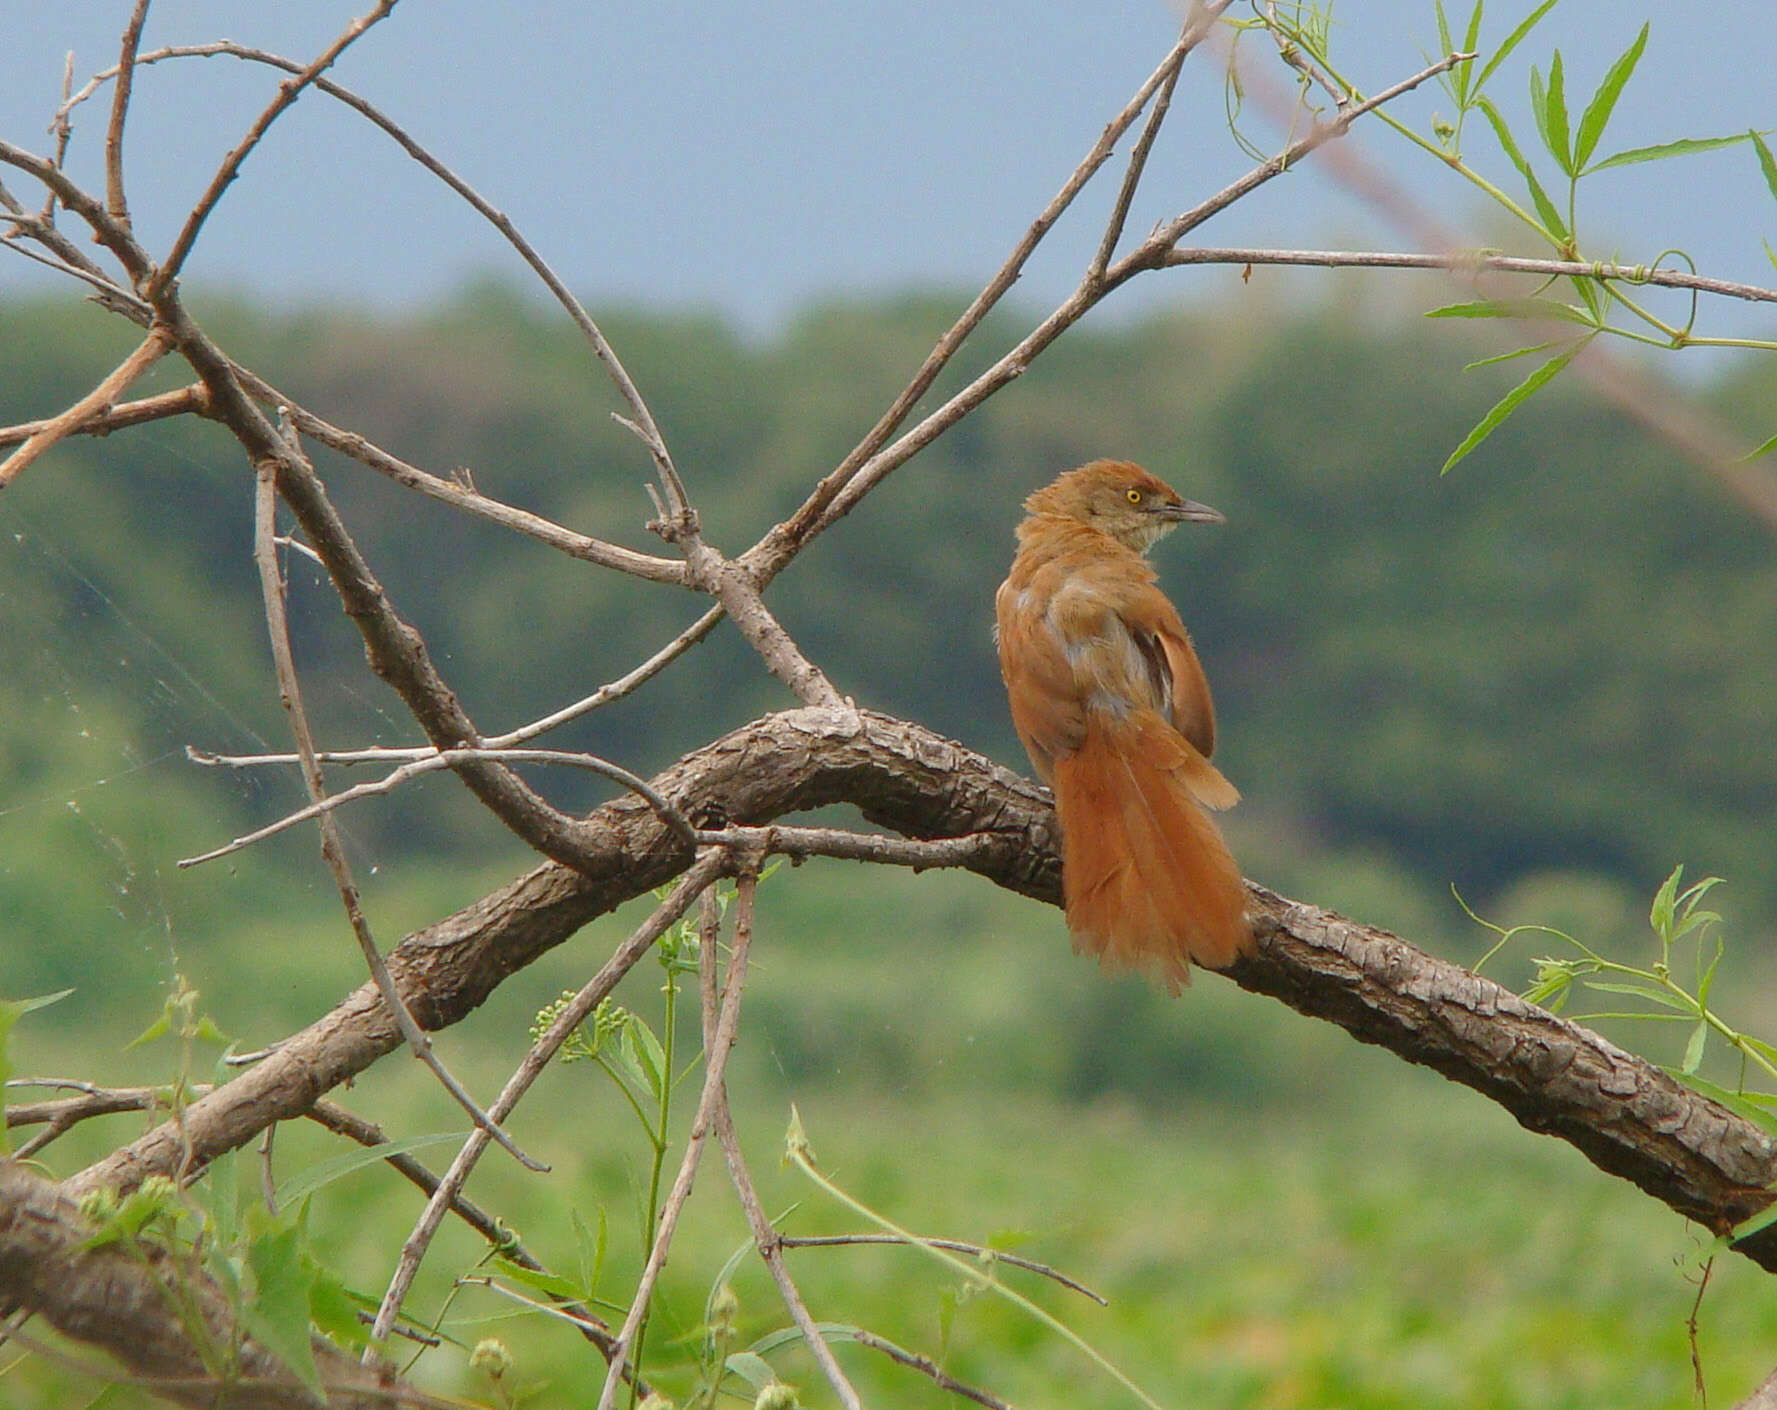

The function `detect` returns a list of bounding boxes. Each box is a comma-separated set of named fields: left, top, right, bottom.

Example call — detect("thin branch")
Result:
left=147, top=291, right=604, bottom=872
left=188, top=605, right=723, bottom=769
left=367, top=851, right=728, bottom=1348
left=148, top=1, right=400, bottom=295
left=104, top=0, right=151, bottom=231
left=780, top=1235, right=1106, bottom=1304
left=1160, top=245, right=1777, bottom=305
left=0, top=137, right=155, bottom=283
left=302, top=1100, right=624, bottom=1363
left=751, top=0, right=1237, bottom=577
left=595, top=865, right=759, bottom=1409
left=5, top=1080, right=194, bottom=1160
left=0, top=383, right=208, bottom=450
left=178, top=744, right=698, bottom=867
left=712, top=1088, right=863, bottom=1409
left=0, top=321, right=173, bottom=486
left=695, top=824, right=1005, bottom=871
left=1119, top=51, right=1475, bottom=269
left=63, top=37, right=693, bottom=517
left=1087, top=16, right=1191, bottom=282
left=252, top=383, right=688, bottom=584
left=253, top=447, right=542, bottom=1175
left=846, top=1327, right=1020, bottom=1410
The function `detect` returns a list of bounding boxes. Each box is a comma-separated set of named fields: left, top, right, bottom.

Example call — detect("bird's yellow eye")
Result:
left=1125, top=488, right=1142, bottom=505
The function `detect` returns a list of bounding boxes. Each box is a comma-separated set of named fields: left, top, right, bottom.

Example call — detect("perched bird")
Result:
left=995, top=459, right=1250, bottom=990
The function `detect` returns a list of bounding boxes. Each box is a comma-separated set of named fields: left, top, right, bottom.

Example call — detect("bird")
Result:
left=995, top=458, right=1251, bottom=991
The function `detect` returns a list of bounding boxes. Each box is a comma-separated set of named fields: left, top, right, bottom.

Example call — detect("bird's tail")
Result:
left=1052, top=710, right=1250, bottom=992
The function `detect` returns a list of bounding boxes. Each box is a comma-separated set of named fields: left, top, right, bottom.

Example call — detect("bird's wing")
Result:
left=1102, top=571, right=1218, bottom=760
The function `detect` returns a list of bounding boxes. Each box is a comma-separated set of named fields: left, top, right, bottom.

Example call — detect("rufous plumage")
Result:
left=995, top=459, right=1251, bottom=990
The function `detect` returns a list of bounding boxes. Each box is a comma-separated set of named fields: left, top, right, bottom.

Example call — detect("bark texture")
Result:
left=0, top=1161, right=434, bottom=1408
left=60, top=706, right=1777, bottom=1270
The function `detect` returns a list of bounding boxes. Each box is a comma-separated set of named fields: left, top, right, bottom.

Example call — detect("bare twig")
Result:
left=712, top=1090, right=863, bottom=1409
left=104, top=0, right=152, bottom=230
left=254, top=385, right=689, bottom=584
left=253, top=445, right=542, bottom=1174
left=1690, top=1255, right=1714, bottom=1408
left=0, top=384, right=208, bottom=450
left=1159, top=245, right=1777, bottom=306
left=1087, top=21, right=1189, bottom=282
left=367, top=851, right=728, bottom=1349
left=303, top=1100, right=625, bottom=1362
left=179, top=744, right=698, bottom=867
left=148, top=1, right=400, bottom=295
left=848, top=1326, right=1020, bottom=1410
left=60, top=36, right=703, bottom=537
left=188, top=605, right=723, bottom=768
left=5, top=1079, right=196, bottom=1160
left=752, top=1, right=1237, bottom=577
left=0, top=137, right=155, bottom=283
left=0, top=322, right=173, bottom=486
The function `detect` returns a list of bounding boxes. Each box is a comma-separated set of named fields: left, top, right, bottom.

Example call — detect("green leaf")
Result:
left=245, top=1222, right=323, bottom=1396
left=308, top=1267, right=372, bottom=1351
left=274, top=1132, right=465, bottom=1209
left=1461, top=0, right=1485, bottom=56
left=622, top=1017, right=666, bottom=1103
left=748, top=1322, right=866, bottom=1359
left=1581, top=979, right=1692, bottom=1011
left=1474, top=0, right=1562, bottom=93
left=1754, top=130, right=1777, bottom=205
left=1592, top=132, right=1757, bottom=170
left=1573, top=23, right=1647, bottom=170
left=725, top=1350, right=778, bottom=1392
left=573, top=1205, right=607, bottom=1300
left=1476, top=96, right=1569, bottom=238
left=1425, top=298, right=1596, bottom=325
left=1442, top=336, right=1589, bottom=472
left=1649, top=864, right=1683, bottom=938
left=493, top=1257, right=584, bottom=1302
left=1435, top=2, right=1454, bottom=66
left=1681, top=1019, right=1709, bottom=1075
left=1540, top=51, right=1572, bottom=174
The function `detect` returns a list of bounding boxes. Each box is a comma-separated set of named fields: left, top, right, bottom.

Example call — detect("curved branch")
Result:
left=63, top=707, right=1777, bottom=1272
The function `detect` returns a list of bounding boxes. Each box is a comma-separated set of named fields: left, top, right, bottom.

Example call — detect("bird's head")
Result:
left=1023, top=459, right=1224, bottom=552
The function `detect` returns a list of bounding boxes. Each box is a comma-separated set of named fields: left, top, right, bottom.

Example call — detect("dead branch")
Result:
left=0, top=384, right=208, bottom=450
left=252, top=446, right=539, bottom=1173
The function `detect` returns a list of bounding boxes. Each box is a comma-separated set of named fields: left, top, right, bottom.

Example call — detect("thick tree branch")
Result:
left=61, top=708, right=1777, bottom=1271
left=0, top=1160, right=442, bottom=1408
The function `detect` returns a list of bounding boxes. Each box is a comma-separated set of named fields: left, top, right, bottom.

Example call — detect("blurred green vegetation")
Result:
left=3, top=281, right=1776, bottom=1406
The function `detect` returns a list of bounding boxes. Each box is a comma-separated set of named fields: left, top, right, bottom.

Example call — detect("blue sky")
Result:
left=2, top=1, right=1773, bottom=340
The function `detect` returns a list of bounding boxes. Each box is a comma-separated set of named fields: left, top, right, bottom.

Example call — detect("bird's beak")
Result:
left=1163, top=497, right=1226, bottom=525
